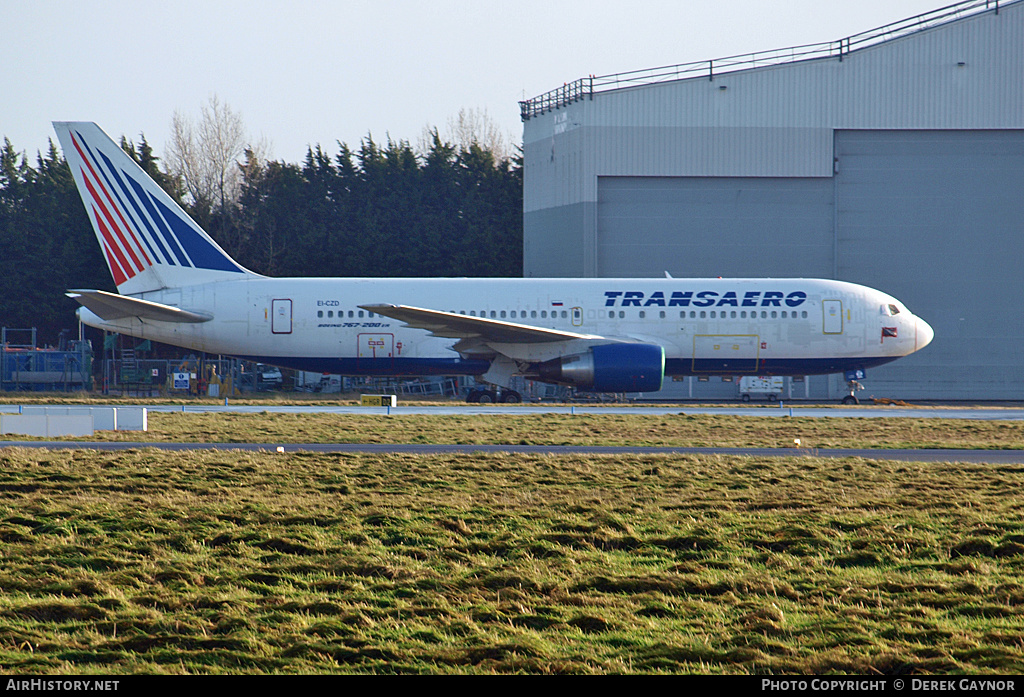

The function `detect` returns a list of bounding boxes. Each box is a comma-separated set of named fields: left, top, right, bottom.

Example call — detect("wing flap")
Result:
left=67, top=289, right=212, bottom=323
left=360, top=304, right=601, bottom=344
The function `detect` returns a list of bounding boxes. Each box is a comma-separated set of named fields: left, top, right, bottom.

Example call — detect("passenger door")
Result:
left=271, top=299, right=292, bottom=334
left=823, top=299, right=843, bottom=334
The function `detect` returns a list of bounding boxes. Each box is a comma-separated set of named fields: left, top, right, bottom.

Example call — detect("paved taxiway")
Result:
left=2, top=403, right=1022, bottom=462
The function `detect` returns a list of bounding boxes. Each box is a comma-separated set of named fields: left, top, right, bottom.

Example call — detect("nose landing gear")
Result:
left=842, top=379, right=864, bottom=405
left=841, top=369, right=866, bottom=405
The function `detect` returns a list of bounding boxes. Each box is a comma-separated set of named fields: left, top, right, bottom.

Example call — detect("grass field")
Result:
left=1, top=408, right=1023, bottom=674
left=79, top=411, right=1024, bottom=450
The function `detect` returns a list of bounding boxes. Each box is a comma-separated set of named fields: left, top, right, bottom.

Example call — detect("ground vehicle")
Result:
left=739, top=376, right=784, bottom=402
left=256, top=363, right=283, bottom=387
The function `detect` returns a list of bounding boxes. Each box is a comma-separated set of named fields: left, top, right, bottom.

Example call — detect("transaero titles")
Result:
left=604, top=290, right=808, bottom=308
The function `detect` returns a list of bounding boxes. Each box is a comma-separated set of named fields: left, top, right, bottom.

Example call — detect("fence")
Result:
left=1, top=328, right=92, bottom=392
left=520, top=0, right=1013, bottom=120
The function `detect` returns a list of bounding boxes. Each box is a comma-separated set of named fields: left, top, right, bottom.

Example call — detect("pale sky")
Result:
left=4, top=0, right=944, bottom=164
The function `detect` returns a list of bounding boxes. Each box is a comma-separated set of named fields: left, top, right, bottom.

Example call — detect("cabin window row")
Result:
left=317, top=310, right=377, bottom=318
left=317, top=309, right=810, bottom=320
left=454, top=310, right=569, bottom=319
left=447, top=309, right=809, bottom=320
left=596, top=309, right=810, bottom=320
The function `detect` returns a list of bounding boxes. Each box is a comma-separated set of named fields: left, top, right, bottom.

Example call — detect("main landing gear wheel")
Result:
left=843, top=379, right=864, bottom=405
left=466, top=388, right=520, bottom=403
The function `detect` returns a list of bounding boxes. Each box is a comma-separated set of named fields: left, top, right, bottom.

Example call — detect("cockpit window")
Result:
left=888, top=304, right=901, bottom=316
left=881, top=304, right=901, bottom=316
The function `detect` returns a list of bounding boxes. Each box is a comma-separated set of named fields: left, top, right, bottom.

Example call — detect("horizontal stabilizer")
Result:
left=67, top=289, right=212, bottom=323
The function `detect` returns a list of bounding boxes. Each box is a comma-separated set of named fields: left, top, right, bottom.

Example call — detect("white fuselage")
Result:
left=78, top=276, right=932, bottom=381
left=54, top=122, right=935, bottom=395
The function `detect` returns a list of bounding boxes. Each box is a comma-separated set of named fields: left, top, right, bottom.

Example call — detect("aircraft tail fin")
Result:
left=53, top=121, right=256, bottom=295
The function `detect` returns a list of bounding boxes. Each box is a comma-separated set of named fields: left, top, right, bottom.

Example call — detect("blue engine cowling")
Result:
left=534, top=343, right=665, bottom=393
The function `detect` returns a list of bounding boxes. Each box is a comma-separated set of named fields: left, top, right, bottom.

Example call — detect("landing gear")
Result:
left=842, top=379, right=864, bottom=405
left=466, top=387, right=522, bottom=404
left=466, top=389, right=495, bottom=403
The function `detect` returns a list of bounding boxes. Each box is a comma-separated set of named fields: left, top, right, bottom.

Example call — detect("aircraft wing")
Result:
left=360, top=304, right=602, bottom=344
left=67, top=289, right=213, bottom=323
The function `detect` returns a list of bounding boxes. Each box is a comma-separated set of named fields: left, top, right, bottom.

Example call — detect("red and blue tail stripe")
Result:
left=70, top=131, right=151, bottom=284
left=64, top=125, right=246, bottom=288
left=90, top=145, right=184, bottom=268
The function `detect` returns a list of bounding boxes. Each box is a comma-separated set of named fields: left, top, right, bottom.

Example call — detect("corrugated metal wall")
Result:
left=524, top=4, right=1024, bottom=200
left=525, top=2, right=1024, bottom=224
left=833, top=129, right=1024, bottom=400
left=522, top=2, right=1024, bottom=399
left=595, top=176, right=834, bottom=278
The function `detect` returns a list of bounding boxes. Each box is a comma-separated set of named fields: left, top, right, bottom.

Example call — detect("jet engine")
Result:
left=534, top=343, right=664, bottom=393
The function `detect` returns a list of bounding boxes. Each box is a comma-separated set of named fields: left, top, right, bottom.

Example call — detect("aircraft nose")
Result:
left=916, top=316, right=934, bottom=351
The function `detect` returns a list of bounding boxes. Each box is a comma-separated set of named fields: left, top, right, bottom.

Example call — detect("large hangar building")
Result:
left=520, top=0, right=1024, bottom=400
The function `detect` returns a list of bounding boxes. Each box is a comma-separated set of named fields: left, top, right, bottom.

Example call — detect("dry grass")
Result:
left=69, top=411, right=1024, bottom=450
left=1, top=446, right=1022, bottom=674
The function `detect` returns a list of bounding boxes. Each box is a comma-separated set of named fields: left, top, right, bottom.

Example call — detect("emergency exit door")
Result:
left=272, top=299, right=292, bottom=334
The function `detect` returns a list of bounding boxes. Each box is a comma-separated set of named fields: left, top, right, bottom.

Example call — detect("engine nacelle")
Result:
left=535, top=343, right=664, bottom=393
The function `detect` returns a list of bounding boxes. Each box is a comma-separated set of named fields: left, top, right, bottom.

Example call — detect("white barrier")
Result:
left=0, top=414, right=94, bottom=437
left=114, top=408, right=147, bottom=431
left=21, top=406, right=114, bottom=430
left=12, top=406, right=148, bottom=432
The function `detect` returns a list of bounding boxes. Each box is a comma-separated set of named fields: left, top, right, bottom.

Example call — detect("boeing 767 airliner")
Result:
left=54, top=122, right=933, bottom=403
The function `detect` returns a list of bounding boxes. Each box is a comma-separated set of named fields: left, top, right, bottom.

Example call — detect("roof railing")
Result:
left=520, top=0, right=1012, bottom=120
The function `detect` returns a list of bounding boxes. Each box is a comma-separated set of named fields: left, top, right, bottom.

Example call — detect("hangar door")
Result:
left=834, top=130, right=1024, bottom=399
left=596, top=176, right=833, bottom=278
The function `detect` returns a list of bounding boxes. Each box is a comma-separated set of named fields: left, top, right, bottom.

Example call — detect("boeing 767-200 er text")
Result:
left=55, top=121, right=933, bottom=403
